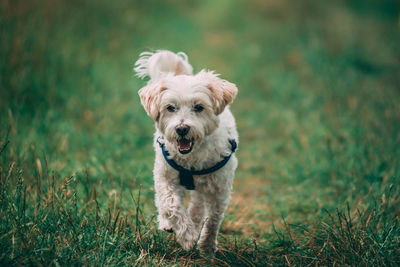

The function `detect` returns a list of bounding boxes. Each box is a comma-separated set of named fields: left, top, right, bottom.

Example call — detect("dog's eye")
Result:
left=166, top=105, right=176, bottom=112
left=193, top=104, right=204, bottom=112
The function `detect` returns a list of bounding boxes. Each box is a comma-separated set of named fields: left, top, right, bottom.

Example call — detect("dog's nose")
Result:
left=175, top=125, right=190, bottom=136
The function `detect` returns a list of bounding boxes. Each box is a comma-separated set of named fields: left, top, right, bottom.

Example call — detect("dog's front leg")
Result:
left=199, top=190, right=230, bottom=257
left=154, top=176, right=198, bottom=250
left=188, top=191, right=205, bottom=233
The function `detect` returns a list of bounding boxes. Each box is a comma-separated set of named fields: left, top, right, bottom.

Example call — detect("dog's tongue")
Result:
left=178, top=138, right=191, bottom=151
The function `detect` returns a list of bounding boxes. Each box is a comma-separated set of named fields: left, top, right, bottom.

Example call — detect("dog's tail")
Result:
left=134, top=50, right=193, bottom=82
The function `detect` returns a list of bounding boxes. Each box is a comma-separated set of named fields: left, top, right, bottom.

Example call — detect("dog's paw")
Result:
left=176, top=226, right=198, bottom=250
left=199, top=240, right=218, bottom=258
left=159, top=225, right=173, bottom=233
left=158, top=216, right=173, bottom=232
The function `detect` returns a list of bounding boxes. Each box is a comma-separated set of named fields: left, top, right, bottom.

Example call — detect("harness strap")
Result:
left=157, top=137, right=237, bottom=190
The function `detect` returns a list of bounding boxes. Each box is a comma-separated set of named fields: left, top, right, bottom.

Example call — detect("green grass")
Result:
left=1, top=0, right=400, bottom=265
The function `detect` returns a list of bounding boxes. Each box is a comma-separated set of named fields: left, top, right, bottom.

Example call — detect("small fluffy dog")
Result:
left=134, top=50, right=238, bottom=257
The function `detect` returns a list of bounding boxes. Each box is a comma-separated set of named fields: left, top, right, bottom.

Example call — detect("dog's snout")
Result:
left=176, top=125, right=190, bottom=136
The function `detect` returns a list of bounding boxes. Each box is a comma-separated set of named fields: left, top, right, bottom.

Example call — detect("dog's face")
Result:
left=139, top=71, right=237, bottom=154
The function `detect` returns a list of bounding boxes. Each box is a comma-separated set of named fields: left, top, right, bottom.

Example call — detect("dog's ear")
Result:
left=138, top=81, right=166, bottom=121
left=198, top=71, right=238, bottom=115
left=207, top=80, right=238, bottom=115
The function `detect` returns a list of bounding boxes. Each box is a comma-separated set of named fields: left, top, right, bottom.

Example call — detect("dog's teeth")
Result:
left=177, top=139, right=193, bottom=152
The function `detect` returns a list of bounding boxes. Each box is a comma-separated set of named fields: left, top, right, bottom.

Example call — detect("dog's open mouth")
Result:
left=177, top=138, right=193, bottom=154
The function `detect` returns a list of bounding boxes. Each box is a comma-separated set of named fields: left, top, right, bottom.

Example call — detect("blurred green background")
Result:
left=1, top=0, right=399, bottom=265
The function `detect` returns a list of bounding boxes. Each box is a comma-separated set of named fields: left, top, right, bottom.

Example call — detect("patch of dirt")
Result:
left=223, top=178, right=276, bottom=237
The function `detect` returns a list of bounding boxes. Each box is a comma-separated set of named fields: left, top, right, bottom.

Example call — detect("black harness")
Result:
left=157, top=137, right=237, bottom=190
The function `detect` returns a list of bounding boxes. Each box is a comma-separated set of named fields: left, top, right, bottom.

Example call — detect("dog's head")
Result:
left=139, top=70, right=237, bottom=154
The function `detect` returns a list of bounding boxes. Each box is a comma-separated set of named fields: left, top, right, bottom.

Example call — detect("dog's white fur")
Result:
left=134, top=50, right=238, bottom=257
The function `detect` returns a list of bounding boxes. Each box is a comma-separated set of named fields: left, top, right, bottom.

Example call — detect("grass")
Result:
left=1, top=0, right=400, bottom=265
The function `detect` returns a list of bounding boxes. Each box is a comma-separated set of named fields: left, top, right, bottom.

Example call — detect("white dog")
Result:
left=134, top=50, right=238, bottom=257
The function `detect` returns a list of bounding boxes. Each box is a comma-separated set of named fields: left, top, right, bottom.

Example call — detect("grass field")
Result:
left=1, top=0, right=400, bottom=265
